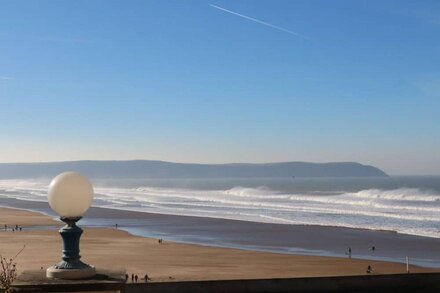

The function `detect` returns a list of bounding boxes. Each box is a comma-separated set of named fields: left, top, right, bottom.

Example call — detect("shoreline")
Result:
left=1, top=197, right=440, bottom=268
left=0, top=206, right=438, bottom=282
left=2, top=200, right=423, bottom=237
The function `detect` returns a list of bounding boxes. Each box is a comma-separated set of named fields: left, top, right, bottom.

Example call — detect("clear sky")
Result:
left=0, top=0, right=439, bottom=175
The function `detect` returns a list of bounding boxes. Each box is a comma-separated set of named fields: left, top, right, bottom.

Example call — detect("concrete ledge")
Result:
left=11, top=272, right=440, bottom=293
left=123, top=273, right=440, bottom=293
left=12, top=269, right=125, bottom=292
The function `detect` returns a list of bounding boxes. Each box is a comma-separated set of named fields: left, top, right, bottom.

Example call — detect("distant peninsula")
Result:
left=0, top=160, right=388, bottom=179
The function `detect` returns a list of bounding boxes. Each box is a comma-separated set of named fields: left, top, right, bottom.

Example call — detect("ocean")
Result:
left=1, top=176, right=439, bottom=239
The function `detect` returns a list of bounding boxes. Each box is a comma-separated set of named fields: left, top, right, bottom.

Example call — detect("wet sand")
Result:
left=0, top=207, right=437, bottom=282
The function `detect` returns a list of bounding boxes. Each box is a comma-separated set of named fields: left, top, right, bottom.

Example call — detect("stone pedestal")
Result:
left=46, top=265, right=96, bottom=279
left=46, top=217, right=96, bottom=280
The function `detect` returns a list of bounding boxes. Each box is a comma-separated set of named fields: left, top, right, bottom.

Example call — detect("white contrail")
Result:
left=209, top=4, right=309, bottom=40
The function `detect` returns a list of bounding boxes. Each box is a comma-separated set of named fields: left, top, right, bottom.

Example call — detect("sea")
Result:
left=0, top=176, right=439, bottom=239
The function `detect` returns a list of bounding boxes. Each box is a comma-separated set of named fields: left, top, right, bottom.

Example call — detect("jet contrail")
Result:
left=209, top=4, right=309, bottom=40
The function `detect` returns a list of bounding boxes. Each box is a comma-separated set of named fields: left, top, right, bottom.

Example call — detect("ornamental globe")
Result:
left=48, top=172, right=94, bottom=218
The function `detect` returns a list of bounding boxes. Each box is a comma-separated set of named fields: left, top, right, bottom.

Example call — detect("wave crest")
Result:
left=1, top=180, right=440, bottom=238
left=352, top=188, right=440, bottom=202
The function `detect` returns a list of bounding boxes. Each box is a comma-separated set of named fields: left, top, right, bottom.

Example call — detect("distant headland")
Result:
left=0, top=160, right=388, bottom=179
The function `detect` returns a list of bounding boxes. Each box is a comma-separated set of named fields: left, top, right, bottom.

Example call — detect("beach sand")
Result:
left=0, top=207, right=60, bottom=227
left=3, top=197, right=440, bottom=269
left=0, top=207, right=437, bottom=282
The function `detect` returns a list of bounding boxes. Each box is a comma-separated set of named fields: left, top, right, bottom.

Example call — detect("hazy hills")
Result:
left=0, top=160, right=388, bottom=179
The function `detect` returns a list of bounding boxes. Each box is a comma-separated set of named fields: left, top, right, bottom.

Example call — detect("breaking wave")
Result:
left=0, top=180, right=439, bottom=238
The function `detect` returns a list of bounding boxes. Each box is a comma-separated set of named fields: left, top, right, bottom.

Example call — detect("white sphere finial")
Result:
left=48, top=172, right=94, bottom=218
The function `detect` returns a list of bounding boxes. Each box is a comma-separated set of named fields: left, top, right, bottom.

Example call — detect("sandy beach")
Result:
left=2, top=196, right=440, bottom=268
left=0, top=207, right=437, bottom=283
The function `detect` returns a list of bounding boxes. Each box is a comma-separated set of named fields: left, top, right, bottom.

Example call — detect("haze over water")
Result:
left=1, top=176, right=439, bottom=239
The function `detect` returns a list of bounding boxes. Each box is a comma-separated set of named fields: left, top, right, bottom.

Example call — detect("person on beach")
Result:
left=366, top=265, right=373, bottom=274
left=135, top=274, right=138, bottom=283
left=115, top=224, right=118, bottom=229
left=144, top=273, right=149, bottom=282
left=125, top=274, right=129, bottom=282
left=131, top=273, right=134, bottom=282
left=370, top=246, right=375, bottom=252
left=347, top=247, right=352, bottom=259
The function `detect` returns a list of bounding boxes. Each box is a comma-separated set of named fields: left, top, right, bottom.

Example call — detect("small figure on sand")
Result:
left=125, top=273, right=129, bottom=282
left=366, top=265, right=373, bottom=274
left=370, top=246, right=375, bottom=252
left=347, top=247, right=352, bottom=259
left=131, top=273, right=134, bottom=282
left=144, top=273, right=150, bottom=282
left=158, top=238, right=163, bottom=244
left=115, top=223, right=118, bottom=229
left=135, top=274, right=138, bottom=283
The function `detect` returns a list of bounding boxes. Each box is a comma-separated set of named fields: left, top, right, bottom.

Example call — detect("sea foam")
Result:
left=0, top=179, right=439, bottom=238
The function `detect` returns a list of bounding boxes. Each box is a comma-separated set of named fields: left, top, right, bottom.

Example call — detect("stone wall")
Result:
left=12, top=272, right=440, bottom=293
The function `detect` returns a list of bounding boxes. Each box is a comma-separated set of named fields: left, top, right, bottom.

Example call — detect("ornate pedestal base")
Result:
left=46, top=265, right=96, bottom=279
left=46, top=217, right=96, bottom=280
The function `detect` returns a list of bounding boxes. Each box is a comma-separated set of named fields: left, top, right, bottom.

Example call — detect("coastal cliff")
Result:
left=0, top=160, right=388, bottom=179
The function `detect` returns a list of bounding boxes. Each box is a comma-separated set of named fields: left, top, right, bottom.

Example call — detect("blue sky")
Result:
left=0, top=0, right=439, bottom=175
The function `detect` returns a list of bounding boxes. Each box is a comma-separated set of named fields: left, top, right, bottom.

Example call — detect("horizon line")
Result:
left=0, top=158, right=377, bottom=165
